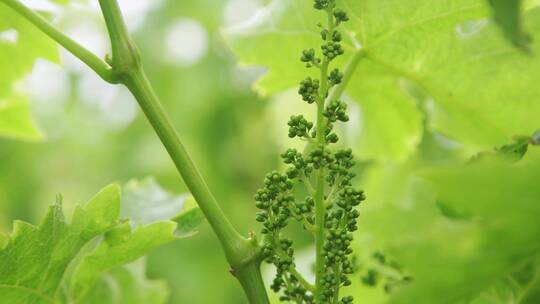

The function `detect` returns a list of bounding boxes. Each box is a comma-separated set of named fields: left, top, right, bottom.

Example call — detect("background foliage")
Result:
left=1, top=0, right=539, bottom=303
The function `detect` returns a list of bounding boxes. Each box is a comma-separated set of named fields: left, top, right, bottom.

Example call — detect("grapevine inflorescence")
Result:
left=254, top=1, right=365, bottom=303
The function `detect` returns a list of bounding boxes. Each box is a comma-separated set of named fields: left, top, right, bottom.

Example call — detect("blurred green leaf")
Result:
left=0, top=93, right=42, bottom=140
left=224, top=0, right=540, bottom=161
left=521, top=268, right=540, bottom=303
left=122, top=177, right=205, bottom=237
left=405, top=151, right=540, bottom=303
left=470, top=135, right=531, bottom=163
left=172, top=197, right=205, bottom=238
left=347, top=64, right=422, bottom=161
left=488, top=0, right=532, bottom=51
left=50, top=0, right=70, bottom=5
left=122, top=177, right=190, bottom=225
left=0, top=7, right=58, bottom=97
left=359, top=149, right=540, bottom=304
left=222, top=0, right=320, bottom=96
left=80, top=258, right=170, bottom=304
left=471, top=261, right=538, bottom=304
left=0, top=6, right=57, bottom=140
left=0, top=232, right=7, bottom=249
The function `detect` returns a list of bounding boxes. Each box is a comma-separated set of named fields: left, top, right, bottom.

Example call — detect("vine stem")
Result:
left=2, top=0, right=269, bottom=302
left=313, top=6, right=337, bottom=302
left=123, top=68, right=245, bottom=252
left=302, top=48, right=364, bottom=157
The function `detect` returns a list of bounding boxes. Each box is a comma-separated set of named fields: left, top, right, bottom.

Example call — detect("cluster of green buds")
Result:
left=299, top=77, right=320, bottom=104
left=255, top=169, right=315, bottom=303
left=288, top=115, right=315, bottom=139
left=253, top=0, right=365, bottom=303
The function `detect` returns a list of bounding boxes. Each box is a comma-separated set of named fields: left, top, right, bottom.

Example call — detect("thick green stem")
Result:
left=332, top=266, right=341, bottom=304
left=0, top=0, right=116, bottom=83
left=96, top=1, right=269, bottom=302
left=97, top=0, right=246, bottom=255
left=314, top=101, right=326, bottom=303
left=302, top=48, right=364, bottom=159
left=123, top=56, right=270, bottom=304
left=123, top=69, right=245, bottom=254
left=235, top=259, right=270, bottom=304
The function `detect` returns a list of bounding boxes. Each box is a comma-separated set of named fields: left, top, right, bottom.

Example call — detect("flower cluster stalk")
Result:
left=254, top=1, right=365, bottom=303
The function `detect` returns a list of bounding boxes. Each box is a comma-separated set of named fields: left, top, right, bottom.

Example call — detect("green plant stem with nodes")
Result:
left=255, top=1, right=365, bottom=303
left=0, top=0, right=268, bottom=302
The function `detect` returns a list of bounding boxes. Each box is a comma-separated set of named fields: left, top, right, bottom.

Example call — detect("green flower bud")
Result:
left=334, top=9, right=349, bottom=24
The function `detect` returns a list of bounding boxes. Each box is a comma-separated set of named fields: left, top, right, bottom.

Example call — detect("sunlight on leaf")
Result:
left=224, top=0, right=540, bottom=161
left=122, top=177, right=205, bottom=237
left=70, top=220, right=177, bottom=301
left=0, top=5, right=58, bottom=140
left=172, top=197, right=205, bottom=238
left=80, top=258, right=170, bottom=304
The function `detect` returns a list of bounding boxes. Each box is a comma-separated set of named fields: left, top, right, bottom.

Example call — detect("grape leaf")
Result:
left=172, top=197, right=205, bottom=238
left=394, top=150, right=540, bottom=303
left=470, top=134, right=531, bottom=163
left=357, top=148, right=540, bottom=303
left=0, top=183, right=184, bottom=303
left=0, top=7, right=58, bottom=98
left=224, top=0, right=540, bottom=161
left=122, top=177, right=191, bottom=225
left=69, top=221, right=176, bottom=302
left=471, top=262, right=538, bottom=304
left=346, top=62, right=422, bottom=160
left=0, top=5, right=58, bottom=140
left=0, top=92, right=42, bottom=140
left=0, top=185, right=121, bottom=303
left=121, top=177, right=205, bottom=237
left=80, top=258, right=169, bottom=304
